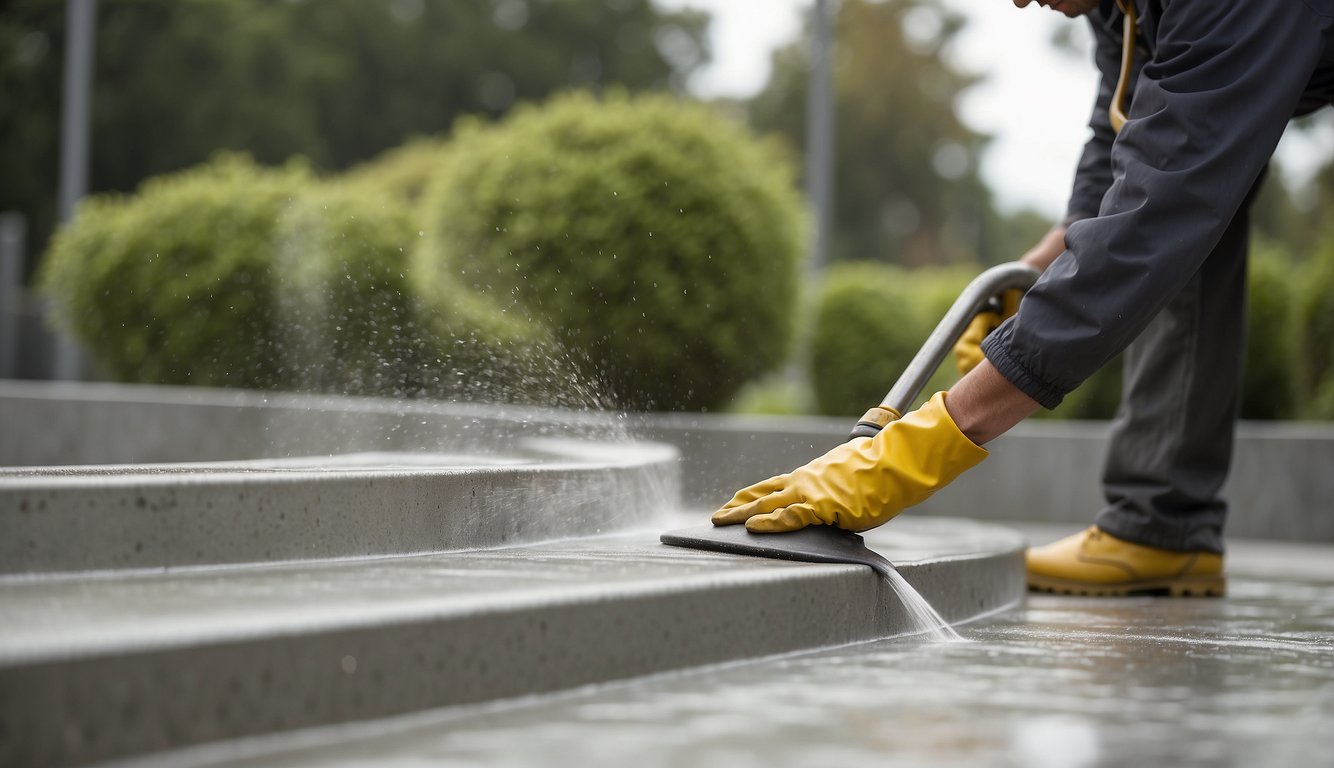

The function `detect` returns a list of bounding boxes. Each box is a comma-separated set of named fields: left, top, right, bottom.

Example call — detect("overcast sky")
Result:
left=655, top=0, right=1331, bottom=221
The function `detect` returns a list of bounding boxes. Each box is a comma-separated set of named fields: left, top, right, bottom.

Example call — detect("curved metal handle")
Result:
left=849, top=262, right=1041, bottom=440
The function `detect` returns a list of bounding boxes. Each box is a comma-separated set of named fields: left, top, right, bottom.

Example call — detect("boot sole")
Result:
left=1027, top=572, right=1226, bottom=598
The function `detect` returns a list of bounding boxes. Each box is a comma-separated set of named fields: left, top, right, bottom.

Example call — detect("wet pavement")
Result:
left=159, top=529, right=1334, bottom=768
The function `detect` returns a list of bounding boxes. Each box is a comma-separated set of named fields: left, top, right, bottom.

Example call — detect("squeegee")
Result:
left=660, top=262, right=1041, bottom=571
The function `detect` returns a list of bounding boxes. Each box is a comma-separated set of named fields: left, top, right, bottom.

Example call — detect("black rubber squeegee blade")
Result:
left=660, top=524, right=897, bottom=578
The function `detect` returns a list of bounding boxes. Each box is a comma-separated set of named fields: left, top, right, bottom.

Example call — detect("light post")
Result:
left=805, top=0, right=836, bottom=276
left=55, top=0, right=98, bottom=380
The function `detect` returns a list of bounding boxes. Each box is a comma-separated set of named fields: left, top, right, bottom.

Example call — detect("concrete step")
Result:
left=0, top=516, right=1026, bottom=768
left=0, top=442, right=678, bottom=575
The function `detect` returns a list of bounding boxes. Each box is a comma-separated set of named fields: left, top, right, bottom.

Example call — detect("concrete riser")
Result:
left=1, top=460, right=677, bottom=574
left=0, top=551, right=1024, bottom=768
left=646, top=417, right=1334, bottom=543
left=5, top=381, right=1331, bottom=542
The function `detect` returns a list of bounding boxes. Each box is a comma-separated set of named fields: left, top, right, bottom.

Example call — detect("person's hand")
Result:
left=711, top=392, right=988, bottom=533
left=953, top=288, right=1022, bottom=376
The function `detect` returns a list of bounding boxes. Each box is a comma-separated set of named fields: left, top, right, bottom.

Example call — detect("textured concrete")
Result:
left=6, top=381, right=1330, bottom=541
left=0, top=443, right=678, bottom=575
left=175, top=532, right=1334, bottom=768
left=8, top=379, right=1326, bottom=767
left=0, top=517, right=1024, bottom=768
left=0, top=380, right=618, bottom=467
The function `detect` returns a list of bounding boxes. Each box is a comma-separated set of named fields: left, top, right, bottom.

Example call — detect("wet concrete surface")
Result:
left=160, top=529, right=1334, bottom=768
left=2, top=518, right=1023, bottom=767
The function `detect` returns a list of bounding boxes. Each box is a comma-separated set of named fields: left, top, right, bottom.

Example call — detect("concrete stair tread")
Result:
left=1, top=508, right=1026, bottom=767
left=0, top=516, right=1024, bottom=666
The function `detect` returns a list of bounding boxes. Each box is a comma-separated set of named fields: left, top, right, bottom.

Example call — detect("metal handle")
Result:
left=849, top=262, right=1041, bottom=440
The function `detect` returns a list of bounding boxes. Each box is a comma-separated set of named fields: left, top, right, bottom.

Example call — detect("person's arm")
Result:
left=712, top=0, right=1327, bottom=536
left=945, top=359, right=1041, bottom=445
left=953, top=10, right=1117, bottom=375
left=984, top=0, right=1326, bottom=410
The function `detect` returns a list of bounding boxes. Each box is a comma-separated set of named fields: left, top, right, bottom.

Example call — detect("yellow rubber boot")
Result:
left=1026, top=527, right=1225, bottom=597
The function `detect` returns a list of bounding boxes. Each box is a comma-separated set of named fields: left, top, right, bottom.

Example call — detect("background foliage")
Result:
left=40, top=154, right=481, bottom=396
left=1, top=0, right=708, bottom=276
left=10, top=0, right=1334, bottom=417
left=804, top=248, right=1331, bottom=421
left=418, top=91, right=805, bottom=411
left=40, top=156, right=313, bottom=388
left=748, top=0, right=1049, bottom=268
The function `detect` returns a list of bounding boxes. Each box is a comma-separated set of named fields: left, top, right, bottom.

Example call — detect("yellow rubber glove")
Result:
left=953, top=289, right=1022, bottom=377
left=711, top=392, right=988, bottom=533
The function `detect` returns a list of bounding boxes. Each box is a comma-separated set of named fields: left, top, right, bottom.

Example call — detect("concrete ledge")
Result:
left=0, top=380, right=624, bottom=467
left=0, top=517, right=1024, bottom=768
left=6, top=381, right=1330, bottom=542
left=641, top=412, right=1334, bottom=543
left=0, top=442, right=678, bottom=575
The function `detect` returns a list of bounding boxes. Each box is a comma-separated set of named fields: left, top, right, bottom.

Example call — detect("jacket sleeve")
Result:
left=984, top=0, right=1327, bottom=409
left=1064, top=14, right=1128, bottom=227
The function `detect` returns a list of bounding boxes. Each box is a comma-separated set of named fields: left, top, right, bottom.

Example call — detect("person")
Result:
left=712, top=0, right=1334, bottom=597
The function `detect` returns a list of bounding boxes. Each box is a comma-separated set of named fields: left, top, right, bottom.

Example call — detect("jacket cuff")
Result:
left=980, top=324, right=1067, bottom=410
left=1061, top=212, right=1092, bottom=229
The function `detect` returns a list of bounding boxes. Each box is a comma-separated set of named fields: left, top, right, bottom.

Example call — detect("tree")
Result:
left=0, top=0, right=709, bottom=276
left=749, top=0, right=1018, bottom=267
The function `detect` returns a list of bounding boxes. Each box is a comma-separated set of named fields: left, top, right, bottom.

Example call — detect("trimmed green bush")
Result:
left=41, top=154, right=542, bottom=397
left=810, top=263, right=928, bottom=417
left=1297, top=239, right=1334, bottom=419
left=417, top=91, right=806, bottom=411
left=810, top=262, right=1125, bottom=419
left=335, top=135, right=450, bottom=206
left=899, top=266, right=976, bottom=400
left=808, top=249, right=1323, bottom=422
left=41, top=155, right=308, bottom=388
left=272, top=184, right=425, bottom=395
left=1241, top=248, right=1298, bottom=419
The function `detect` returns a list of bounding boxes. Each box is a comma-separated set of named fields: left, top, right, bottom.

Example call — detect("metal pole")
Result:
left=55, top=0, right=98, bottom=380
left=785, top=0, right=838, bottom=399
left=805, top=0, right=836, bottom=275
left=59, top=0, right=96, bottom=223
left=0, top=213, right=23, bottom=380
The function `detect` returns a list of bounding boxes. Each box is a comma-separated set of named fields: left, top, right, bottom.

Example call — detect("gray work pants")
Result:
left=1092, top=185, right=1258, bottom=555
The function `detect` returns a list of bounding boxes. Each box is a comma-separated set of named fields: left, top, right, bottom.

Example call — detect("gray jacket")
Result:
left=983, top=0, right=1334, bottom=408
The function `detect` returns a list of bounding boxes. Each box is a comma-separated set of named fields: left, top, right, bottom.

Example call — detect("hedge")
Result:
left=807, top=250, right=1334, bottom=421
left=810, top=263, right=937, bottom=417
left=41, top=155, right=309, bottom=388
left=335, top=135, right=450, bottom=206
left=1297, top=240, right=1334, bottom=419
left=40, top=154, right=541, bottom=397
left=417, top=91, right=806, bottom=411
left=1242, top=249, right=1298, bottom=419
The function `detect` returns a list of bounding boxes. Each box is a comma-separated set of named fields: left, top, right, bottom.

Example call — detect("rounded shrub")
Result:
left=810, top=262, right=1127, bottom=420
left=417, top=91, right=806, bottom=411
left=1297, top=239, right=1334, bottom=419
left=272, top=184, right=425, bottom=396
left=898, top=265, right=975, bottom=399
left=41, top=155, right=308, bottom=388
left=41, top=154, right=540, bottom=397
left=1241, top=248, right=1298, bottom=419
left=335, top=136, right=450, bottom=206
left=810, top=263, right=928, bottom=417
